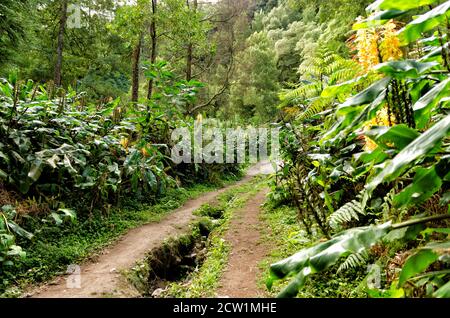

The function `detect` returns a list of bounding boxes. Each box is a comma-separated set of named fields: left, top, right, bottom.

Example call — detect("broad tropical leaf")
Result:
left=374, top=60, right=438, bottom=79
left=413, top=77, right=450, bottom=129
left=366, top=114, right=450, bottom=192
left=398, top=1, right=450, bottom=45
left=399, top=241, right=450, bottom=287
left=393, top=165, right=443, bottom=207
left=337, top=77, right=391, bottom=113
left=368, top=0, right=439, bottom=11
left=353, top=10, right=407, bottom=30
left=268, top=222, right=392, bottom=297
left=365, top=125, right=420, bottom=150
left=434, top=280, right=450, bottom=298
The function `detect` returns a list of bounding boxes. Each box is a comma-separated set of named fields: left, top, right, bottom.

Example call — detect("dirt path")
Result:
left=216, top=188, right=271, bottom=298
left=28, top=162, right=272, bottom=298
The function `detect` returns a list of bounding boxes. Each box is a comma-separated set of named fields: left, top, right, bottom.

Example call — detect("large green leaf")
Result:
left=6, top=245, right=26, bottom=258
left=419, top=44, right=449, bottom=62
left=399, top=249, right=438, bottom=286
left=393, top=165, right=443, bottom=208
left=366, top=114, right=450, bottom=192
left=0, top=168, right=7, bottom=180
left=322, top=106, right=364, bottom=142
left=356, top=147, right=390, bottom=164
left=7, top=220, right=34, bottom=240
left=353, top=10, right=407, bottom=30
left=50, top=208, right=77, bottom=226
left=28, top=160, right=43, bottom=183
left=369, top=0, right=439, bottom=11
left=268, top=222, right=392, bottom=297
left=321, top=75, right=366, bottom=98
left=399, top=241, right=450, bottom=287
left=434, top=280, right=450, bottom=298
left=323, top=78, right=391, bottom=141
left=342, top=91, right=387, bottom=136
left=0, top=150, right=9, bottom=164
left=365, top=124, right=420, bottom=150
left=398, top=1, right=450, bottom=45
left=413, top=77, right=450, bottom=129
left=374, top=60, right=438, bottom=79
left=337, top=77, right=391, bottom=114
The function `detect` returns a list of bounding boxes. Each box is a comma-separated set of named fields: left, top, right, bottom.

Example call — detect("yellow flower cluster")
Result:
left=379, top=20, right=403, bottom=62
left=353, top=19, right=402, bottom=72
left=352, top=19, right=402, bottom=151
left=354, top=18, right=380, bottom=71
left=120, top=138, right=129, bottom=150
left=363, top=107, right=395, bottom=151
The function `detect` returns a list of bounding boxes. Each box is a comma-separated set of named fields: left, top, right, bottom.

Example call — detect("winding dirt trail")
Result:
left=28, top=162, right=273, bottom=298
left=216, top=189, right=271, bottom=298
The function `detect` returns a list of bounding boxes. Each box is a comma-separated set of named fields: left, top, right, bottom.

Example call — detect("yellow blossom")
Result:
left=379, top=20, right=403, bottom=62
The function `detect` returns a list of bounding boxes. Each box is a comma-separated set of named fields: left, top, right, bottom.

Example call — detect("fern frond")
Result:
left=329, top=192, right=367, bottom=229
left=297, top=96, right=333, bottom=121
left=337, top=250, right=369, bottom=274
left=280, top=82, right=322, bottom=102
left=329, top=67, right=359, bottom=84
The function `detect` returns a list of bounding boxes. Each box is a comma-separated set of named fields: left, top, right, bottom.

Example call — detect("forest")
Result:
left=0, top=0, right=449, bottom=299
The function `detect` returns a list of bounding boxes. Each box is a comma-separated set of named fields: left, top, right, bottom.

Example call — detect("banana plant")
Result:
left=268, top=215, right=450, bottom=298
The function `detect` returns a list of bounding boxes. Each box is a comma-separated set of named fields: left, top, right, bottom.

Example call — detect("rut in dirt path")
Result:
left=216, top=188, right=271, bottom=298
left=28, top=162, right=272, bottom=298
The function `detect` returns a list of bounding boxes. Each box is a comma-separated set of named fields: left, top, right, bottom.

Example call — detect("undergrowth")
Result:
left=259, top=204, right=367, bottom=298
left=1, top=181, right=233, bottom=297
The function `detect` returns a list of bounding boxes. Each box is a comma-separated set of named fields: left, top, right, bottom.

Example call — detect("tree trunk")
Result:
left=186, top=44, right=193, bottom=82
left=185, top=0, right=198, bottom=82
left=54, top=0, right=68, bottom=87
left=131, top=36, right=143, bottom=103
left=147, top=0, right=158, bottom=100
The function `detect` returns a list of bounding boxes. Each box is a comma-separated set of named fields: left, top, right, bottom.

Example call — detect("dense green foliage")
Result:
left=1, top=0, right=450, bottom=299
left=0, top=68, right=242, bottom=293
left=265, top=0, right=450, bottom=298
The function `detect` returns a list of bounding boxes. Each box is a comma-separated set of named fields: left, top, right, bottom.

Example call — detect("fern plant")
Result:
left=337, top=250, right=369, bottom=274
left=329, top=192, right=367, bottom=230
left=279, top=46, right=361, bottom=120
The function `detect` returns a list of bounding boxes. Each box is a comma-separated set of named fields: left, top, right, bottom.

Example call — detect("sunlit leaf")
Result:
left=369, top=0, right=439, bottom=11
left=268, top=222, right=392, bottom=297
left=413, top=77, right=450, bottom=129
left=434, top=280, right=450, bottom=298
left=366, top=114, right=450, bottom=192
left=398, top=1, right=450, bottom=45
left=393, top=165, right=443, bottom=207
left=365, top=125, right=420, bottom=150
left=353, top=10, right=407, bottom=30
left=374, top=60, right=438, bottom=79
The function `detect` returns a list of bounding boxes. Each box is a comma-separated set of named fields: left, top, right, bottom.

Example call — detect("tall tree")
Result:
left=110, top=0, right=150, bottom=103
left=131, top=35, right=143, bottom=103
left=147, top=0, right=158, bottom=100
left=54, top=0, right=69, bottom=87
left=185, top=0, right=198, bottom=82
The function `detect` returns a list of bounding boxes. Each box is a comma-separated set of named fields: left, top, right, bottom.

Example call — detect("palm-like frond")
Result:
left=280, top=47, right=361, bottom=120
left=297, top=96, right=333, bottom=121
